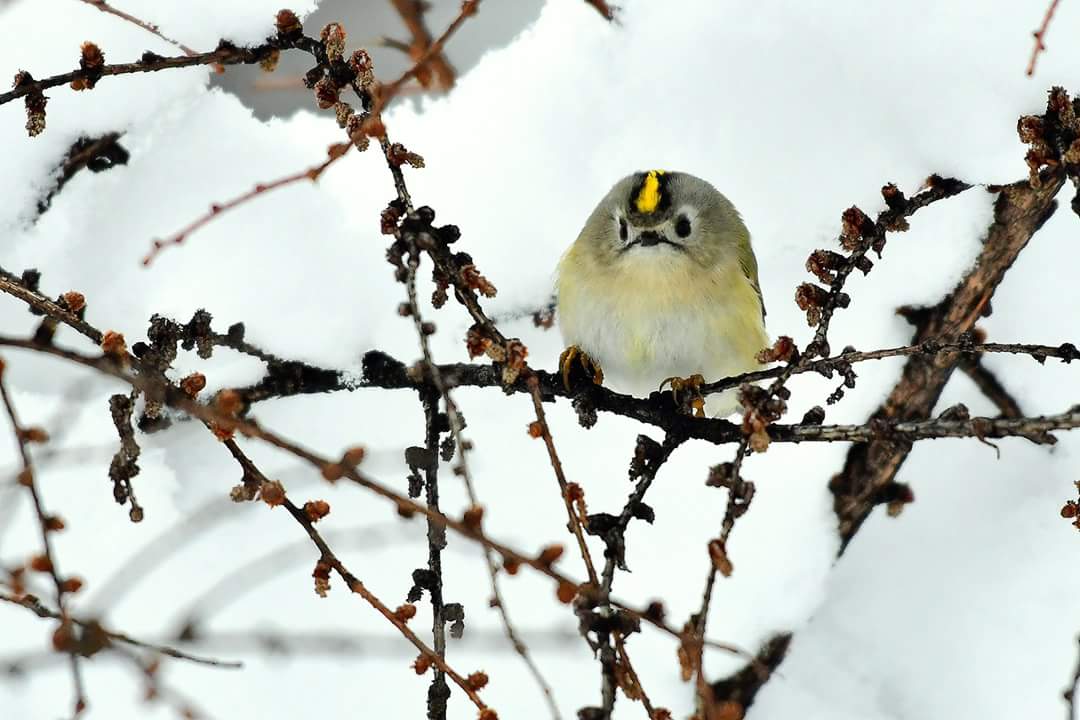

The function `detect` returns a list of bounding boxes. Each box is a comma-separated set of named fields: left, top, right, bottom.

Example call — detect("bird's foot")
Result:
left=660, top=374, right=707, bottom=418
left=559, top=345, right=604, bottom=390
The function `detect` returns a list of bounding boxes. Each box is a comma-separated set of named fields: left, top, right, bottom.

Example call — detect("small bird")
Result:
left=556, top=170, right=768, bottom=416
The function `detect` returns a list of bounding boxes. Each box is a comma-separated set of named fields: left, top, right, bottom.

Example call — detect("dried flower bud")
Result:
left=462, top=504, right=484, bottom=532
left=393, top=603, right=417, bottom=622
left=840, top=206, right=872, bottom=246
left=755, top=335, right=796, bottom=364
left=1060, top=501, right=1077, bottom=519
left=259, top=479, right=286, bottom=507
left=805, top=249, right=846, bottom=284
left=20, top=427, right=49, bottom=444
left=44, top=515, right=65, bottom=532
left=275, top=9, right=303, bottom=36
left=29, top=554, right=53, bottom=573
left=76, top=42, right=105, bottom=88
left=314, top=76, right=339, bottom=109
left=349, top=49, right=374, bottom=84
left=536, top=544, right=564, bottom=567
left=313, top=559, right=331, bottom=597
left=214, top=389, right=243, bottom=417
left=61, top=291, right=86, bottom=313
left=180, top=373, right=206, bottom=397
left=465, top=326, right=493, bottom=359
left=413, top=653, right=432, bottom=675
left=332, top=100, right=354, bottom=128
left=387, top=142, right=426, bottom=168
left=100, top=330, right=127, bottom=359
left=320, top=22, right=347, bottom=61
left=708, top=539, right=734, bottom=577
left=478, top=710, right=498, bottom=720
left=794, top=283, right=829, bottom=326
left=61, top=577, right=84, bottom=594
left=337, top=447, right=364, bottom=468
left=460, top=264, right=497, bottom=298
left=466, top=671, right=489, bottom=691
left=502, top=556, right=521, bottom=575
left=303, top=500, right=331, bottom=522
left=555, top=580, right=578, bottom=604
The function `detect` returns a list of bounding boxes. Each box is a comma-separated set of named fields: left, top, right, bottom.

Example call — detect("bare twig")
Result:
left=0, top=359, right=87, bottom=715
left=142, top=144, right=349, bottom=265
left=1026, top=0, right=1062, bottom=76
left=76, top=0, right=198, bottom=56
left=0, top=591, right=242, bottom=669
left=388, top=0, right=457, bottom=90
left=221, top=438, right=493, bottom=715
left=380, top=0, right=478, bottom=102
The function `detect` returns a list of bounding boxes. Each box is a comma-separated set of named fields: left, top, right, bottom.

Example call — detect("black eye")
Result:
left=675, top=215, right=691, bottom=238
left=618, top=218, right=628, bottom=241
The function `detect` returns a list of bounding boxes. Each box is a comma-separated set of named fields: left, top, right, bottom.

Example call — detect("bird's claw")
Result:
left=659, top=374, right=707, bottom=418
left=559, top=345, right=604, bottom=391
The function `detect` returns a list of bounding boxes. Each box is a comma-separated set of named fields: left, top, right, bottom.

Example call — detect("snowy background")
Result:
left=1, top=1, right=1079, bottom=718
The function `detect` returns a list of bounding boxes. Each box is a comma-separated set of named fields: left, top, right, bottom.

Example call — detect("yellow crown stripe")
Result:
left=634, top=169, right=666, bottom=214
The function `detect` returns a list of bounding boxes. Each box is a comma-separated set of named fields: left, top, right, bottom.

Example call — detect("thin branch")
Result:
left=1, top=43, right=278, bottom=106
left=221, top=438, right=492, bottom=715
left=528, top=376, right=599, bottom=586
left=0, top=359, right=87, bottom=715
left=387, top=0, right=457, bottom=90
left=0, top=591, right=242, bottom=669
left=1065, top=634, right=1080, bottom=720
left=380, top=0, right=478, bottom=102
left=1026, top=0, right=1062, bottom=76
left=142, top=144, right=348, bottom=265
left=76, top=0, right=198, bottom=56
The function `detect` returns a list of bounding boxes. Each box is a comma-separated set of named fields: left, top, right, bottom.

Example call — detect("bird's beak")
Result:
left=638, top=230, right=663, bottom=247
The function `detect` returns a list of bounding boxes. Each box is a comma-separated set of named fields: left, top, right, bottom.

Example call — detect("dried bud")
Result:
left=387, top=142, right=426, bottom=168
left=72, top=42, right=105, bottom=91
left=462, top=504, right=484, bottom=532
left=881, top=182, right=906, bottom=211
left=61, top=577, right=84, bottom=594
left=555, top=580, right=578, bottom=604
left=100, top=330, right=127, bottom=358
left=20, top=427, right=49, bottom=444
left=502, top=556, right=521, bottom=575
left=214, top=389, right=243, bottom=417
left=320, top=22, right=347, bottom=61
left=536, top=544, right=564, bottom=567
left=708, top=539, right=734, bottom=577
left=794, top=283, right=829, bottom=326
left=466, top=671, right=489, bottom=691
left=1061, top=501, right=1077, bottom=519
left=393, top=603, right=417, bottom=622
left=564, top=483, right=584, bottom=502
left=805, top=249, right=846, bottom=283
left=413, top=653, right=432, bottom=675
left=465, top=325, right=493, bottom=359
left=275, top=9, right=303, bottom=36
left=478, top=710, right=499, bottom=720
left=755, top=335, right=797, bottom=364
left=259, top=479, right=286, bottom=507
left=313, top=559, right=331, bottom=597
left=29, top=554, right=53, bottom=573
left=313, top=76, right=339, bottom=109
left=349, top=49, right=374, bottom=85
left=840, top=206, right=872, bottom=247
left=342, top=446, right=366, bottom=466
left=44, top=515, right=65, bottom=532
left=333, top=100, right=354, bottom=128
left=303, top=500, right=331, bottom=522
left=61, top=291, right=86, bottom=313
left=180, top=373, right=206, bottom=397
left=460, top=264, right=497, bottom=298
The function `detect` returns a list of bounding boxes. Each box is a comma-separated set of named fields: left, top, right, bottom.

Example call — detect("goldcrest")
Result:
left=557, top=170, right=768, bottom=416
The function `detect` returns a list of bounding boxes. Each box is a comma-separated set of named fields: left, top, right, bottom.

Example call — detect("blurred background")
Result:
left=214, top=0, right=544, bottom=119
